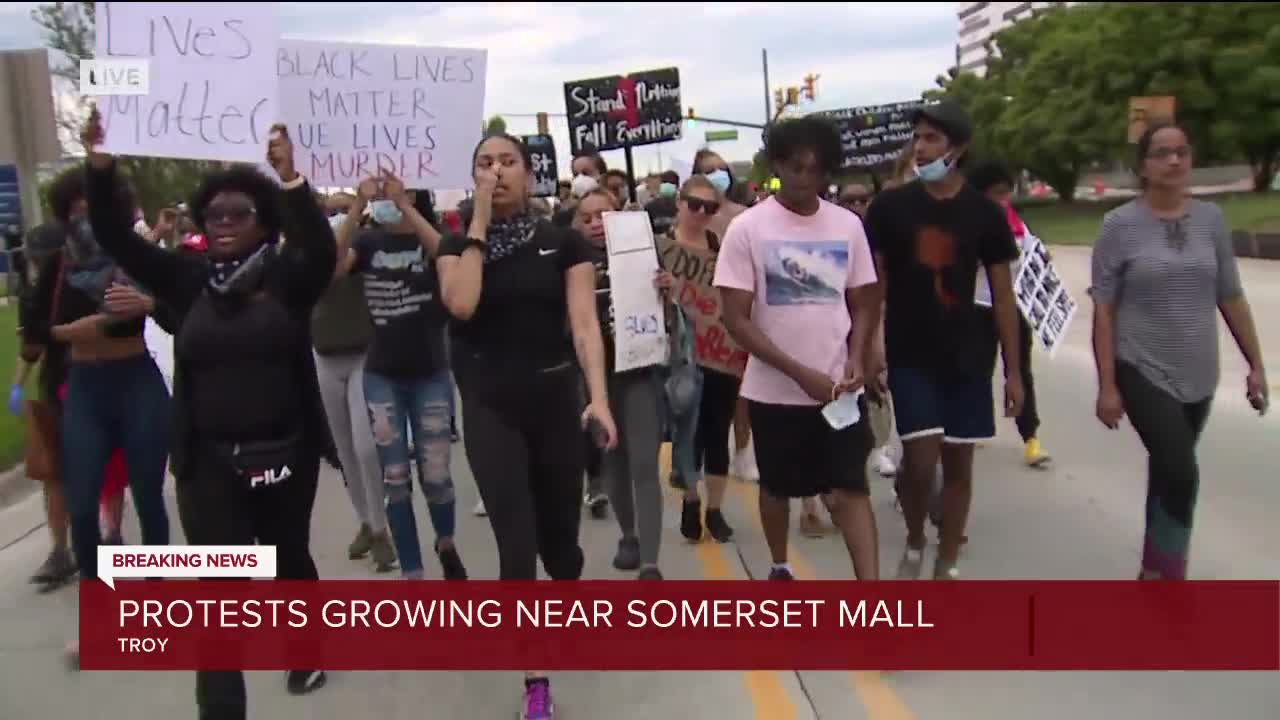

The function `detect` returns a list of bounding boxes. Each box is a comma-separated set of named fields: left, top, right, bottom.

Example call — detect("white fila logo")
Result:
left=250, top=466, right=292, bottom=488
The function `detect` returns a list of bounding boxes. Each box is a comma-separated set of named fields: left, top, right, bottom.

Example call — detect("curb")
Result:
left=0, top=463, right=37, bottom=510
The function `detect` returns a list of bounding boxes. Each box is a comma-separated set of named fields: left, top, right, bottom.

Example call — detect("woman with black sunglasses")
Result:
left=80, top=107, right=337, bottom=718
left=661, top=176, right=736, bottom=545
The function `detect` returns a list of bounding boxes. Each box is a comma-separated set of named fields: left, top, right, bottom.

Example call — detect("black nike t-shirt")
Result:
left=864, top=180, right=1017, bottom=377
left=352, top=229, right=447, bottom=378
left=437, top=221, right=593, bottom=381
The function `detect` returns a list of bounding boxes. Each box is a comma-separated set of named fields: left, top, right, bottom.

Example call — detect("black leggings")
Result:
left=1115, top=361, right=1212, bottom=579
left=460, top=365, right=585, bottom=581
left=694, top=368, right=740, bottom=476
left=1015, top=316, right=1040, bottom=442
left=178, top=448, right=320, bottom=720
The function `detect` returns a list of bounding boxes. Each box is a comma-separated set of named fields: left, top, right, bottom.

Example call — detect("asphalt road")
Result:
left=0, top=247, right=1276, bottom=719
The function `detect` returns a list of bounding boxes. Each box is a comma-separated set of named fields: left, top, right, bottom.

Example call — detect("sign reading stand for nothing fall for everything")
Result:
left=92, top=2, right=281, bottom=163
left=563, top=67, right=682, bottom=154
left=277, top=40, right=487, bottom=190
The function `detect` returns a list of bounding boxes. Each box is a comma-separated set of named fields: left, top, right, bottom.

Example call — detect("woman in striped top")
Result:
left=1090, top=123, right=1269, bottom=581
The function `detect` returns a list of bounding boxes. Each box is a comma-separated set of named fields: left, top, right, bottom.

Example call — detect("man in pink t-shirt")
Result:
left=714, top=117, right=883, bottom=582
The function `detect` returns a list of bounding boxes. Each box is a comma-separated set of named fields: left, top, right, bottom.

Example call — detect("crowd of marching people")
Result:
left=7, top=98, right=1268, bottom=720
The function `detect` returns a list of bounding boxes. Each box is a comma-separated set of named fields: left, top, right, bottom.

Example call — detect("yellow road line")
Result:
left=658, top=445, right=799, bottom=720
left=724, top=478, right=917, bottom=720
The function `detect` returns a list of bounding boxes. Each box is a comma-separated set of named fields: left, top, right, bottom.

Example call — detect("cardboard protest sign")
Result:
left=1012, top=233, right=1077, bottom=357
left=564, top=67, right=681, bottom=154
left=656, top=236, right=748, bottom=377
left=278, top=39, right=487, bottom=190
left=604, top=212, right=667, bottom=373
left=93, top=2, right=280, bottom=163
left=522, top=134, right=558, bottom=197
left=813, top=101, right=922, bottom=170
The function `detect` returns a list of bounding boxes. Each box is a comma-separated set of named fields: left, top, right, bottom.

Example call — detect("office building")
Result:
left=955, top=2, right=1074, bottom=76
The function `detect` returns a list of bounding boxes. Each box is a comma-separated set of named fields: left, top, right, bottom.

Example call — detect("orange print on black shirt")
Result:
left=915, top=225, right=958, bottom=308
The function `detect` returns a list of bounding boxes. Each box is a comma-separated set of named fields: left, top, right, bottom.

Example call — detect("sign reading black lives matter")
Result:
left=564, top=67, right=682, bottom=154
left=522, top=134, right=558, bottom=197
left=815, top=101, right=924, bottom=170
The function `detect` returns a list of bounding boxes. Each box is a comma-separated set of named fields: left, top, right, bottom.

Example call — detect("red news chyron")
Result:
left=111, top=551, right=260, bottom=569
left=78, top=580, right=1280, bottom=672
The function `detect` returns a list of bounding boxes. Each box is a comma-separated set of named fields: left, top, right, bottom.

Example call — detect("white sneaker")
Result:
left=874, top=448, right=897, bottom=477
left=473, top=499, right=487, bottom=517
left=732, top=447, right=759, bottom=482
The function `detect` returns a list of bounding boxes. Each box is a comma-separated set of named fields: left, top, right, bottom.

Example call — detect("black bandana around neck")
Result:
left=208, top=244, right=270, bottom=297
left=483, top=212, right=539, bottom=263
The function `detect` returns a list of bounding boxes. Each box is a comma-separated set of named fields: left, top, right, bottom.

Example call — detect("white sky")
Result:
left=1, top=2, right=959, bottom=180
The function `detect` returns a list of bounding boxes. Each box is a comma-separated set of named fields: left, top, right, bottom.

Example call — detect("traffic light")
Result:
left=686, top=107, right=696, bottom=129
left=802, top=73, right=820, bottom=102
left=786, top=87, right=799, bottom=106
left=687, top=107, right=696, bottom=120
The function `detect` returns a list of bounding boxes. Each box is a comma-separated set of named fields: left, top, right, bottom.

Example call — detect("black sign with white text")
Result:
left=564, top=67, right=682, bottom=153
left=522, top=134, right=559, bottom=197
left=814, top=101, right=924, bottom=170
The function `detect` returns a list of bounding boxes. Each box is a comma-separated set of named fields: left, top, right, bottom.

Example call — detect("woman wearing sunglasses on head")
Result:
left=659, top=176, right=736, bottom=545
left=437, top=133, right=616, bottom=720
left=79, top=108, right=338, bottom=718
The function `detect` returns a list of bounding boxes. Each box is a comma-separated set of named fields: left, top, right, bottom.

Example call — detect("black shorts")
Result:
left=747, top=398, right=873, bottom=499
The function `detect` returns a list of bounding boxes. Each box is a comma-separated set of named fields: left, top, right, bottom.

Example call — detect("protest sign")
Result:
left=656, top=236, right=747, bottom=377
left=93, top=2, right=280, bottom=163
left=814, top=101, right=922, bottom=170
left=522, top=134, right=558, bottom=197
left=278, top=39, right=487, bottom=190
left=1012, top=234, right=1077, bottom=357
left=604, top=212, right=667, bottom=372
left=564, top=67, right=682, bottom=154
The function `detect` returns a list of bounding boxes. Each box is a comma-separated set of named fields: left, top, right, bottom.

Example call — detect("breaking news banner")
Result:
left=83, top=548, right=1279, bottom=672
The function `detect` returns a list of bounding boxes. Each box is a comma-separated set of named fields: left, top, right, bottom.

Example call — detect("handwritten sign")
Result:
left=604, top=212, right=667, bottom=373
left=93, top=2, right=280, bottom=163
left=277, top=39, right=487, bottom=190
left=522, top=134, right=558, bottom=197
left=813, top=101, right=923, bottom=170
left=657, top=236, right=747, bottom=377
left=564, top=67, right=682, bottom=154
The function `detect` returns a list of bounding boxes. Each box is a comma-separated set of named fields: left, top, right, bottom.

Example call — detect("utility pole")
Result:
left=762, top=49, right=771, bottom=126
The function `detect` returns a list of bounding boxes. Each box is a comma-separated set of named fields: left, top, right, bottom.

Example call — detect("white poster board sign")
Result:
left=1012, top=233, right=1077, bottom=357
left=278, top=40, right=487, bottom=190
left=93, top=2, right=280, bottom=163
left=604, top=211, right=667, bottom=372
left=144, top=317, right=174, bottom=395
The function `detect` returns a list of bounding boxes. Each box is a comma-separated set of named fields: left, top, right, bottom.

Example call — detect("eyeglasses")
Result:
left=204, top=203, right=257, bottom=224
left=1147, top=146, right=1192, bottom=161
left=681, top=196, right=721, bottom=215
left=840, top=195, right=870, bottom=207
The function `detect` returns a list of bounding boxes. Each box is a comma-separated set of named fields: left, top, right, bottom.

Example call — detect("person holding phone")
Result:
left=437, top=133, right=616, bottom=720
left=80, top=109, right=338, bottom=716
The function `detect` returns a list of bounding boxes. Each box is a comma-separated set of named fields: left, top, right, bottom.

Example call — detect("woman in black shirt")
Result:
left=80, top=108, right=337, bottom=718
left=436, top=133, right=616, bottom=720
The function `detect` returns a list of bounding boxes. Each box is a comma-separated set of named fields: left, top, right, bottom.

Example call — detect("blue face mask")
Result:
left=705, top=169, right=731, bottom=194
left=659, top=183, right=677, bottom=198
left=369, top=199, right=403, bottom=226
left=914, top=154, right=953, bottom=183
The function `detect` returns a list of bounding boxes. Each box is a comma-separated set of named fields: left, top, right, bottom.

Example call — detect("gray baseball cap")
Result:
left=911, top=100, right=973, bottom=146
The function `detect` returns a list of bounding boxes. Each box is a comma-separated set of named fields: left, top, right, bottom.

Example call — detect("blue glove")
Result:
left=8, top=384, right=23, bottom=416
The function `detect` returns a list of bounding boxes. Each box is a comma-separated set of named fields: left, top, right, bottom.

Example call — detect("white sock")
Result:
left=772, top=563, right=792, bottom=575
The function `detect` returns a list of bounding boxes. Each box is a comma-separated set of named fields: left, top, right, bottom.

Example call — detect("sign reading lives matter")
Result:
left=563, top=67, right=682, bottom=154
left=93, top=2, right=280, bottom=163
left=656, top=236, right=747, bottom=377
left=277, top=40, right=487, bottom=190
left=815, top=101, right=923, bottom=170
left=522, top=134, right=558, bottom=197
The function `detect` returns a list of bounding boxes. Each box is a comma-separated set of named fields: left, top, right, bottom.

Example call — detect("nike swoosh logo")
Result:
left=539, top=249, right=558, bottom=256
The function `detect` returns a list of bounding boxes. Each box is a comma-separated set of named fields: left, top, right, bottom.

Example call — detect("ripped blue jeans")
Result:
left=363, top=369, right=456, bottom=578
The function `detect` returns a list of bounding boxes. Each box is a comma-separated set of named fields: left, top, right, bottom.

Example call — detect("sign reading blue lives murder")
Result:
left=564, top=67, right=682, bottom=154
left=814, top=101, right=923, bottom=170
left=522, top=134, right=558, bottom=197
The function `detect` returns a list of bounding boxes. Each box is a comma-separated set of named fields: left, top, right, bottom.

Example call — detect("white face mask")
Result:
left=914, top=153, right=953, bottom=183
left=571, top=174, right=599, bottom=198
left=821, top=389, right=864, bottom=430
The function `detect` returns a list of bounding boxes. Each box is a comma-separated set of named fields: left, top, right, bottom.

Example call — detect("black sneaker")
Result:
left=680, top=499, right=703, bottom=542
left=436, top=542, right=468, bottom=580
left=612, top=537, right=640, bottom=571
left=370, top=532, right=397, bottom=573
left=30, top=548, right=74, bottom=584
left=637, top=567, right=664, bottom=581
left=705, top=508, right=733, bottom=543
left=586, top=492, right=609, bottom=520
left=285, top=670, right=327, bottom=695
left=768, top=567, right=795, bottom=581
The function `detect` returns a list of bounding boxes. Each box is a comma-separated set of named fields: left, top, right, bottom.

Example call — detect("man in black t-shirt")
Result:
left=863, top=101, right=1024, bottom=581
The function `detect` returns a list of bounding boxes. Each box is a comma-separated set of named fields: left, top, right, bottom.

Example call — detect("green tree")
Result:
left=33, top=2, right=223, bottom=218
left=748, top=148, right=771, bottom=186
left=484, top=115, right=507, bottom=137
